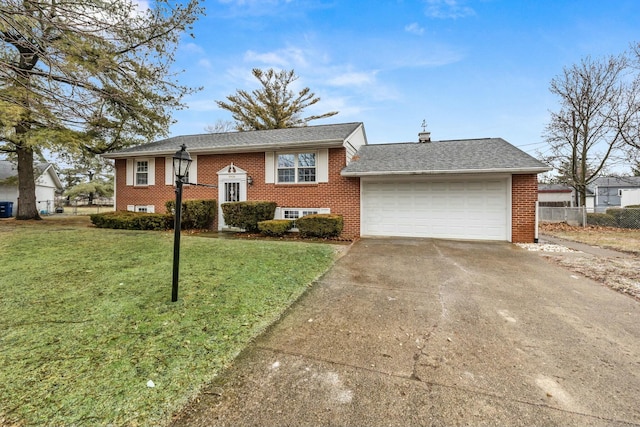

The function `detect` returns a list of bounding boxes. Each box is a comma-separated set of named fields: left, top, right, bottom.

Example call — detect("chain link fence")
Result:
left=587, top=208, right=640, bottom=229
left=538, top=206, right=640, bottom=229
left=538, top=206, right=587, bottom=226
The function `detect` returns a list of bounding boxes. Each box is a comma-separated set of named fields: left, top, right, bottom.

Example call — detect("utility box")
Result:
left=0, top=201, right=14, bottom=218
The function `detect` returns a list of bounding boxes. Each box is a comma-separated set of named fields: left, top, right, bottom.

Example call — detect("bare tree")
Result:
left=216, top=68, right=338, bottom=131
left=620, top=42, right=640, bottom=153
left=204, top=119, right=236, bottom=133
left=543, top=53, right=640, bottom=206
left=0, top=0, right=203, bottom=219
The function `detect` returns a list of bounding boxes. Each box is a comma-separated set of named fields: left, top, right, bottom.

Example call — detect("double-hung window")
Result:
left=277, top=152, right=316, bottom=183
left=136, top=160, right=149, bottom=186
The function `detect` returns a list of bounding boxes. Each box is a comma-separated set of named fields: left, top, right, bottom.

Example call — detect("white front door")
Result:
left=218, top=163, right=248, bottom=230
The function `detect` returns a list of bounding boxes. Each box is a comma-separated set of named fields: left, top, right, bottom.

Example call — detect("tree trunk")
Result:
left=16, top=145, right=41, bottom=220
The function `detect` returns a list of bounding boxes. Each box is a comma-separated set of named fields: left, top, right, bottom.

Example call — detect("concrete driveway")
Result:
left=173, top=238, right=640, bottom=426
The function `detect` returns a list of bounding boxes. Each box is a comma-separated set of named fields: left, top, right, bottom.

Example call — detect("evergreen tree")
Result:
left=216, top=68, right=338, bottom=131
left=0, top=0, right=203, bottom=219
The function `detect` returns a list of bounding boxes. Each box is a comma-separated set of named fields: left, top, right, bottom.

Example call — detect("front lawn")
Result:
left=0, top=218, right=337, bottom=426
left=539, top=222, right=640, bottom=255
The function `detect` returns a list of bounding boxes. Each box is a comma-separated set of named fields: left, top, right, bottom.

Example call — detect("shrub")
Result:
left=165, top=199, right=217, bottom=230
left=586, top=213, right=617, bottom=227
left=258, top=219, right=294, bottom=237
left=90, top=211, right=172, bottom=230
left=221, top=201, right=277, bottom=232
left=606, top=208, right=640, bottom=229
left=296, top=214, right=344, bottom=238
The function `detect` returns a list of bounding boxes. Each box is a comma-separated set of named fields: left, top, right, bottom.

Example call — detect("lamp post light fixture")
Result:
left=171, top=144, right=192, bottom=302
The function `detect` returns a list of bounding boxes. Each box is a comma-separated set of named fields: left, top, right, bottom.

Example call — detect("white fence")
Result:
left=538, top=206, right=586, bottom=226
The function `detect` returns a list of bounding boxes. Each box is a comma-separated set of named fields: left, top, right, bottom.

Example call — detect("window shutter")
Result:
left=265, top=152, right=275, bottom=183
left=165, top=157, right=173, bottom=185
left=126, top=159, right=134, bottom=186
left=189, top=155, right=197, bottom=184
left=317, top=149, right=329, bottom=183
left=147, top=158, right=155, bottom=185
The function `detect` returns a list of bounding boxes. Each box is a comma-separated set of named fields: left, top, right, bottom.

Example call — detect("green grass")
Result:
left=0, top=220, right=337, bottom=426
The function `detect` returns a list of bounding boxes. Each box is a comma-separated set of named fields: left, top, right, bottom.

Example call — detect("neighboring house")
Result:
left=102, top=123, right=550, bottom=243
left=586, top=176, right=640, bottom=212
left=537, top=184, right=575, bottom=207
left=0, top=160, right=64, bottom=216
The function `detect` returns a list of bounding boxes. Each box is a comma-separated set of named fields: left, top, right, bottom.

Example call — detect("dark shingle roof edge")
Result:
left=102, top=122, right=364, bottom=158
left=341, top=138, right=551, bottom=176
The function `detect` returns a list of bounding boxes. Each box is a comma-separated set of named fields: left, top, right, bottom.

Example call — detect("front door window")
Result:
left=225, top=182, right=240, bottom=202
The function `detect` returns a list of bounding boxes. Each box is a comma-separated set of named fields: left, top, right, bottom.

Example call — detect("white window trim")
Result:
left=275, top=207, right=331, bottom=230
left=127, top=204, right=155, bottom=213
left=266, top=149, right=328, bottom=184
left=275, top=207, right=330, bottom=219
left=126, top=158, right=155, bottom=186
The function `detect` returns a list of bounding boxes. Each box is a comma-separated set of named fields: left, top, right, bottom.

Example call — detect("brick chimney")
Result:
left=418, top=131, right=431, bottom=143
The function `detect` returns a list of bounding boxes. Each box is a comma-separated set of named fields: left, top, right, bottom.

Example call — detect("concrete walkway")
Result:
left=172, top=238, right=640, bottom=427
left=539, top=233, right=636, bottom=258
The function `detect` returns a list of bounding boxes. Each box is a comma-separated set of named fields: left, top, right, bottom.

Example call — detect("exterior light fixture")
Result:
left=247, top=175, right=253, bottom=186
left=171, top=144, right=192, bottom=302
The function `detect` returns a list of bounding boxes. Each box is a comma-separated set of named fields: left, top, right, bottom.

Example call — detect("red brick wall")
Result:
left=114, top=148, right=361, bottom=239
left=511, top=174, right=538, bottom=243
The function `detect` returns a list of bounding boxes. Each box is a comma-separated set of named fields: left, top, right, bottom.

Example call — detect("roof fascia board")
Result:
left=46, top=166, right=64, bottom=190
left=342, top=167, right=551, bottom=177
left=102, top=139, right=344, bottom=159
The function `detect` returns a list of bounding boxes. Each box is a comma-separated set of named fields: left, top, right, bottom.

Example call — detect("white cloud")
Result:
left=405, top=22, right=425, bottom=35
left=185, top=98, right=219, bottom=112
left=244, top=47, right=309, bottom=69
left=217, top=0, right=294, bottom=4
left=424, top=0, right=475, bottom=19
left=327, top=71, right=378, bottom=87
left=182, top=43, right=206, bottom=55
left=197, top=58, right=212, bottom=69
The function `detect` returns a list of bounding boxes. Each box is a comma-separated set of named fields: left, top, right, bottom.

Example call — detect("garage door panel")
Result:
left=362, top=178, right=508, bottom=241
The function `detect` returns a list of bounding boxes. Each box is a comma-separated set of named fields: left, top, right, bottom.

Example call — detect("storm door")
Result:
left=217, top=163, right=248, bottom=230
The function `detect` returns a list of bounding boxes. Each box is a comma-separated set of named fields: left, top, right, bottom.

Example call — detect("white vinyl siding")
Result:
left=361, top=177, right=510, bottom=241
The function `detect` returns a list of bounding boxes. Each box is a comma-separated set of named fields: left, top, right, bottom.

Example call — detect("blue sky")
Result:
left=170, top=0, right=640, bottom=167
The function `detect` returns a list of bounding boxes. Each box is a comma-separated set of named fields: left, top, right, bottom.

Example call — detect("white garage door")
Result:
left=361, top=178, right=509, bottom=241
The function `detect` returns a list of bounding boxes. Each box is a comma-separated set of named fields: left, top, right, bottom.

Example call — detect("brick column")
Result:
left=511, top=174, right=538, bottom=243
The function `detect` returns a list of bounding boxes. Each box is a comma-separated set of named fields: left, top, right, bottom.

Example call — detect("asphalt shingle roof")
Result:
left=104, top=122, right=364, bottom=158
left=590, top=176, right=640, bottom=188
left=341, top=138, right=550, bottom=175
left=0, top=160, right=51, bottom=180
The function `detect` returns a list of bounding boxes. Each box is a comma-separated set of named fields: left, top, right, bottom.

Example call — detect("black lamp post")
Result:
left=172, top=144, right=192, bottom=302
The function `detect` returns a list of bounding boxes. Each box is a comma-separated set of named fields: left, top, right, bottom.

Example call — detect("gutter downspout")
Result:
left=534, top=200, right=539, bottom=243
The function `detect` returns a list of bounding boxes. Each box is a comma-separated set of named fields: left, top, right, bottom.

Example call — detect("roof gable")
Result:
left=341, top=138, right=550, bottom=176
left=0, top=161, right=62, bottom=187
left=591, top=176, right=640, bottom=188
left=103, top=122, right=365, bottom=158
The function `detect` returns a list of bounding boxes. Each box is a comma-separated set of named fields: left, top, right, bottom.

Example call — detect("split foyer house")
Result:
left=103, top=122, right=550, bottom=243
